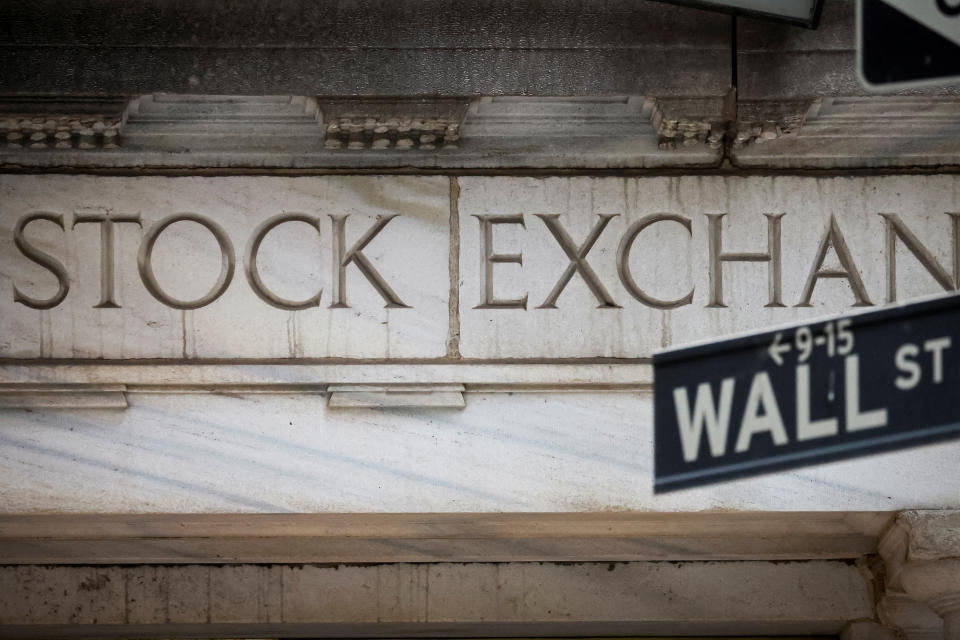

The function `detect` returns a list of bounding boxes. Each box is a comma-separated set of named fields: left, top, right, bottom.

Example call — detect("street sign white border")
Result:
left=857, top=0, right=960, bottom=91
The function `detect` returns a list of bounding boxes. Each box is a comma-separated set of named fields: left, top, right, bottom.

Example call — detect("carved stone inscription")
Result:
left=3, top=175, right=959, bottom=361
left=0, top=175, right=450, bottom=358
left=459, top=176, right=960, bottom=358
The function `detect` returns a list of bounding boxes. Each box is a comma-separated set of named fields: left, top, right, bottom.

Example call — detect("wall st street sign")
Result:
left=653, top=294, right=960, bottom=493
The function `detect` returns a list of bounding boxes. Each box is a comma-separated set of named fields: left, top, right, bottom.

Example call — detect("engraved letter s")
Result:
left=13, top=212, right=70, bottom=309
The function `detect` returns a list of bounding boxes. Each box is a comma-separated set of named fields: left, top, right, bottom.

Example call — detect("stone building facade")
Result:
left=1, top=1, right=960, bottom=638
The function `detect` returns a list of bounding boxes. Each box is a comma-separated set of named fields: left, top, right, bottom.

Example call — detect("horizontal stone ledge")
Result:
left=0, top=363, right=654, bottom=390
left=732, top=97, right=960, bottom=169
left=0, top=383, right=127, bottom=409
left=0, top=143, right=720, bottom=170
left=327, top=384, right=466, bottom=408
left=0, top=511, right=892, bottom=564
left=0, top=621, right=863, bottom=639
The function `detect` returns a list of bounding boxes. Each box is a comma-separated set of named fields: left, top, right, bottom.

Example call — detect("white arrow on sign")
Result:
left=768, top=332, right=791, bottom=366
left=881, top=0, right=960, bottom=48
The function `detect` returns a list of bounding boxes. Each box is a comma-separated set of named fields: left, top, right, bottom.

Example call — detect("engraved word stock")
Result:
left=11, top=211, right=408, bottom=310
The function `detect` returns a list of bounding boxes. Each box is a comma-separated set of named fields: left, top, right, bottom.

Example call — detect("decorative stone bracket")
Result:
left=880, top=510, right=960, bottom=640
left=650, top=96, right=817, bottom=150
left=0, top=384, right=128, bottom=409
left=319, top=97, right=467, bottom=150
left=0, top=97, right=127, bottom=150
left=327, top=384, right=466, bottom=408
left=733, top=98, right=817, bottom=147
left=650, top=96, right=726, bottom=150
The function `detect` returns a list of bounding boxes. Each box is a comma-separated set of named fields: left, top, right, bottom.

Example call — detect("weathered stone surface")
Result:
left=738, top=0, right=960, bottom=99
left=733, top=97, right=960, bottom=169
left=458, top=175, right=960, bottom=358
left=0, top=561, right=873, bottom=636
left=880, top=511, right=960, bottom=639
left=899, top=510, right=960, bottom=561
left=0, top=95, right=722, bottom=170
left=9, top=93, right=960, bottom=171
left=0, top=511, right=891, bottom=564
left=879, top=591, right=945, bottom=640
left=0, top=175, right=450, bottom=359
left=0, top=96, right=127, bottom=152
left=841, top=620, right=899, bottom=640
left=0, top=0, right=731, bottom=97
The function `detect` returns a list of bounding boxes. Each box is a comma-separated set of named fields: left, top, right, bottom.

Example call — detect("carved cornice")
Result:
left=5, top=93, right=960, bottom=168
left=0, top=94, right=814, bottom=154
left=733, top=98, right=816, bottom=147
left=0, top=94, right=722, bottom=168
left=463, top=95, right=652, bottom=137
left=120, top=94, right=325, bottom=151
left=324, top=118, right=461, bottom=149
left=733, top=97, right=960, bottom=168
left=319, top=98, right=467, bottom=150
left=650, top=96, right=725, bottom=150
left=0, top=97, right=127, bottom=150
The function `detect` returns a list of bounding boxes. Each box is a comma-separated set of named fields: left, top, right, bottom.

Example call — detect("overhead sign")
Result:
left=859, top=0, right=960, bottom=88
left=652, top=0, right=824, bottom=28
left=653, top=294, right=960, bottom=493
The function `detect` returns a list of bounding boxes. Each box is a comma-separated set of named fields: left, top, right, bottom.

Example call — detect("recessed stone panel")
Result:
left=0, top=175, right=450, bottom=359
left=458, top=175, right=960, bottom=358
